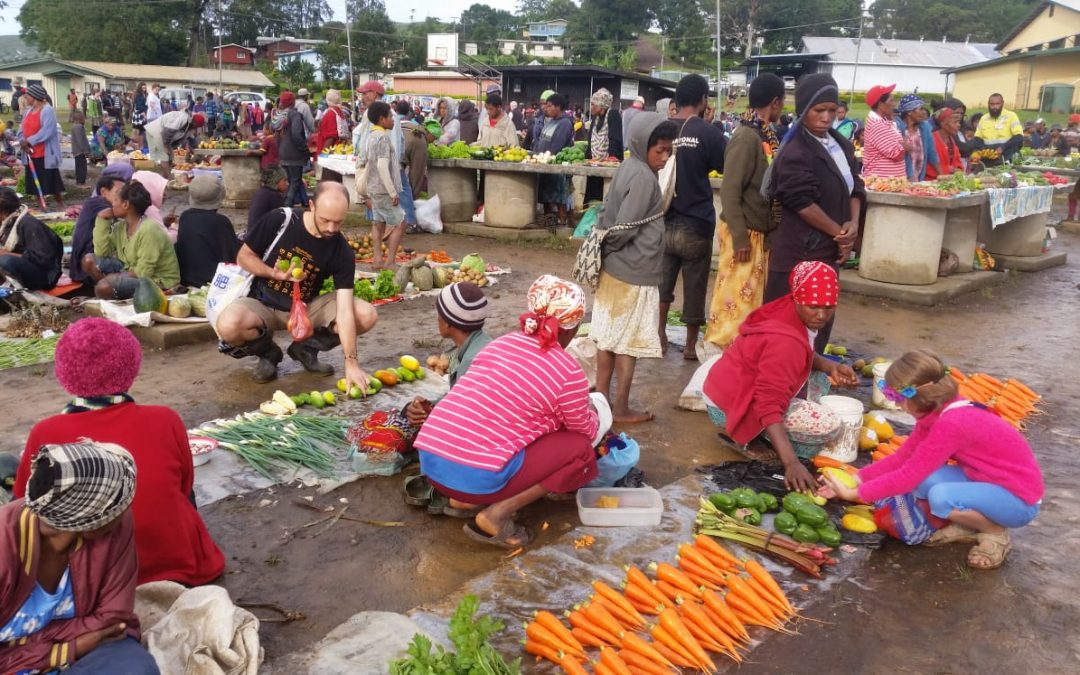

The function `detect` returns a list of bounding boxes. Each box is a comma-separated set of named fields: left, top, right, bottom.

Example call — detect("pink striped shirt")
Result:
left=414, top=332, right=599, bottom=471
left=861, top=111, right=906, bottom=178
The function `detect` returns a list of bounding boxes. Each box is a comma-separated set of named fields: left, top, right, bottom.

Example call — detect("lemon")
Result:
left=336, top=378, right=347, bottom=392
left=322, top=391, right=336, bottom=406
left=400, top=355, right=420, bottom=371
left=291, top=267, right=303, bottom=280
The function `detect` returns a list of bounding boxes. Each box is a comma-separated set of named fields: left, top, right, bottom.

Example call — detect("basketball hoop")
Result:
left=428, top=59, right=445, bottom=68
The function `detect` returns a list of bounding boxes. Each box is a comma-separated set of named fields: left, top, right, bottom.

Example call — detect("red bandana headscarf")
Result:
left=520, top=275, right=586, bottom=350
left=789, top=261, right=839, bottom=307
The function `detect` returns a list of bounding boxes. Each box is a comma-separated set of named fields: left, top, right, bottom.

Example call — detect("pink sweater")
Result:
left=857, top=399, right=1044, bottom=504
left=414, top=332, right=599, bottom=471
left=861, top=111, right=906, bottom=178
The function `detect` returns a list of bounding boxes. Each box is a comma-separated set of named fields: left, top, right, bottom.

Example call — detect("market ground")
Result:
left=1, top=203, right=1078, bottom=672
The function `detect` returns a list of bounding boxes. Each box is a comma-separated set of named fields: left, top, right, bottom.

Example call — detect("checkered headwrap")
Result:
left=26, top=441, right=137, bottom=532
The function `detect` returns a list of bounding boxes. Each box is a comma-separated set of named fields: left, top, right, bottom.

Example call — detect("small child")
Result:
left=359, top=100, right=404, bottom=270
left=70, top=111, right=91, bottom=186
left=821, top=349, right=1044, bottom=570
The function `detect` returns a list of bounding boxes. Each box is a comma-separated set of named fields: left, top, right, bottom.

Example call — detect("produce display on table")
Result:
left=321, top=142, right=354, bottom=156
left=196, top=139, right=260, bottom=150
left=520, top=536, right=802, bottom=673
left=195, top=413, right=350, bottom=480
left=46, top=220, right=74, bottom=238
left=554, top=141, right=588, bottom=164
left=866, top=169, right=1070, bottom=197
left=495, top=146, right=528, bottom=162
left=427, top=140, right=473, bottom=159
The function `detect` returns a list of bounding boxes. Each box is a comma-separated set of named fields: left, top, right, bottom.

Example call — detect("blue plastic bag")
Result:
left=587, top=433, right=640, bottom=488
left=573, top=203, right=603, bottom=239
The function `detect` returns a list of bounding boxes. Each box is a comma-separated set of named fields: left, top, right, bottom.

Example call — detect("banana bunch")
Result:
left=259, top=390, right=299, bottom=416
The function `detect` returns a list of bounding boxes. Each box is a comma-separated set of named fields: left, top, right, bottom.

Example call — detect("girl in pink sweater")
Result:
left=823, top=350, right=1043, bottom=570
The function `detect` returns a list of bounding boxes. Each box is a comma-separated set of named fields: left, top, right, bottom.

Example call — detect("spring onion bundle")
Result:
left=0, top=336, right=61, bottom=370
left=197, top=413, right=351, bottom=480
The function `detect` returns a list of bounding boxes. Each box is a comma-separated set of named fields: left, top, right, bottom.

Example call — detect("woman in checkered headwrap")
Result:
left=702, top=261, right=861, bottom=492
left=0, top=441, right=160, bottom=674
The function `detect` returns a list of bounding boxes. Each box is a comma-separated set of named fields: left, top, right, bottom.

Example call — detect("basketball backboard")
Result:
left=426, top=33, right=459, bottom=68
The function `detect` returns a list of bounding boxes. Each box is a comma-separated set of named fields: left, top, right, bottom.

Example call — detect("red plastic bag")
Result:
left=287, top=281, right=313, bottom=341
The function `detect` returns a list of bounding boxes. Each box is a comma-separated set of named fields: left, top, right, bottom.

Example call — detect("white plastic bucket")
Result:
left=817, top=395, right=864, bottom=463
left=871, top=361, right=900, bottom=410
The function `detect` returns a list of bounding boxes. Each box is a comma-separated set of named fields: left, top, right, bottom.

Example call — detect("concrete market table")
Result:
left=191, top=149, right=264, bottom=209
left=428, top=158, right=722, bottom=229
left=859, top=191, right=986, bottom=285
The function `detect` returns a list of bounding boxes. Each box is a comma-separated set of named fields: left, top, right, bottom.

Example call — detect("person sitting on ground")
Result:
left=84, top=180, right=180, bottom=299
left=13, top=318, right=226, bottom=586
left=132, top=169, right=176, bottom=242
left=358, top=101, right=405, bottom=271
left=0, top=187, right=63, bottom=290
left=593, top=113, right=676, bottom=424
left=861, top=84, right=906, bottom=178
left=215, top=182, right=378, bottom=384
left=91, top=117, right=126, bottom=162
left=175, top=175, right=240, bottom=288
left=0, top=441, right=160, bottom=674
left=247, top=166, right=288, bottom=232
left=69, top=166, right=132, bottom=285
left=414, top=275, right=601, bottom=549
left=144, top=108, right=205, bottom=168
left=703, top=261, right=859, bottom=492
left=926, top=108, right=965, bottom=179
left=821, top=349, right=1044, bottom=570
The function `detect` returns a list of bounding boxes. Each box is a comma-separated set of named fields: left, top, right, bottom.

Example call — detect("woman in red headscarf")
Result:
left=703, top=261, right=859, bottom=491
left=926, top=108, right=965, bottom=179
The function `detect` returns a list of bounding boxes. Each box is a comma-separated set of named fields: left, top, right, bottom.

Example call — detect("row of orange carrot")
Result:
left=522, top=534, right=799, bottom=674
left=949, top=368, right=1041, bottom=430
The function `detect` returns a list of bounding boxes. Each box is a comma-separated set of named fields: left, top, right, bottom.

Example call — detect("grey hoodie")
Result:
left=598, top=112, right=666, bottom=286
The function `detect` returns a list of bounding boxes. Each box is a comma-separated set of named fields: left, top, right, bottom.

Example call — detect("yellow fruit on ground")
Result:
left=400, top=355, right=420, bottom=371
left=336, top=378, right=348, bottom=392
left=375, top=370, right=399, bottom=386
left=842, top=513, right=878, bottom=533
left=859, top=426, right=879, bottom=451
left=863, top=413, right=894, bottom=441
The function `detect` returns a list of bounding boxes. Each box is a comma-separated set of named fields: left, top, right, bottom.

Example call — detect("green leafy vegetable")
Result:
left=389, top=595, right=520, bottom=675
left=374, top=269, right=399, bottom=299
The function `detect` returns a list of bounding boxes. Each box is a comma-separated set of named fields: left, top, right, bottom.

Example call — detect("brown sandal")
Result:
left=924, top=523, right=979, bottom=547
left=967, top=531, right=1012, bottom=570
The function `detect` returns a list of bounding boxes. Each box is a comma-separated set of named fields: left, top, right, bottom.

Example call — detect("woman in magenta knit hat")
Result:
left=13, top=318, right=225, bottom=586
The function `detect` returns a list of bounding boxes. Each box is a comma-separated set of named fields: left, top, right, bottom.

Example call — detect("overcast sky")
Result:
left=0, top=0, right=524, bottom=30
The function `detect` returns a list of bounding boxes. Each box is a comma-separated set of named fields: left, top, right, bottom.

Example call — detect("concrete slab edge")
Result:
left=839, top=269, right=1007, bottom=306
left=994, top=251, right=1068, bottom=272
left=442, top=221, right=558, bottom=241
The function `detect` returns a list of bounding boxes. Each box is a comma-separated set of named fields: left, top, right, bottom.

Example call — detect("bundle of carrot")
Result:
left=870, top=434, right=907, bottom=462
left=524, top=535, right=801, bottom=673
left=949, top=368, right=1042, bottom=429
left=695, top=498, right=836, bottom=577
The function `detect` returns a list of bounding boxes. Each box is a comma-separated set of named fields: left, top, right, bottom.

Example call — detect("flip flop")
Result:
left=427, top=491, right=449, bottom=515
left=924, top=523, right=979, bottom=547
left=402, top=474, right=433, bottom=507
left=443, top=504, right=483, bottom=519
left=462, top=521, right=533, bottom=550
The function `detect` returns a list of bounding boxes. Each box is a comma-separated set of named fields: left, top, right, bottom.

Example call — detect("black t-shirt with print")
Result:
left=245, top=208, right=355, bottom=311
left=669, top=115, right=727, bottom=238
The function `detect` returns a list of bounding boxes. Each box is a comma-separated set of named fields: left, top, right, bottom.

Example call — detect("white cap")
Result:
left=297, top=88, right=310, bottom=97
left=634, top=96, right=645, bottom=106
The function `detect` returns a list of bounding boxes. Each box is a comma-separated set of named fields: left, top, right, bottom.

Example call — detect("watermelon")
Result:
left=133, top=277, right=167, bottom=314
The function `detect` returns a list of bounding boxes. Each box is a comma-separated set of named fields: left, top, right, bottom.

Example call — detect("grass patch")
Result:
left=411, top=336, right=445, bottom=350
left=520, top=235, right=577, bottom=253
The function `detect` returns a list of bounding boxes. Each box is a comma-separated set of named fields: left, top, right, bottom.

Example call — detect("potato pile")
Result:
left=426, top=354, right=451, bottom=376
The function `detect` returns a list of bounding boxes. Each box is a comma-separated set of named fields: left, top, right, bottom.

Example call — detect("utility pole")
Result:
left=660, top=35, right=665, bottom=73
left=217, top=0, right=223, bottom=96
left=849, top=4, right=865, bottom=107
left=716, top=0, right=722, bottom=94
left=346, top=10, right=355, bottom=92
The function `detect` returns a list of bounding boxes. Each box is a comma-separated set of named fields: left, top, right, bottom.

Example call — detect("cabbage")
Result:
left=461, top=253, right=485, bottom=275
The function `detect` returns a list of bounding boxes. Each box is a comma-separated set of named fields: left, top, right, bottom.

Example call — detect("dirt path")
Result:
left=0, top=207, right=1077, bottom=670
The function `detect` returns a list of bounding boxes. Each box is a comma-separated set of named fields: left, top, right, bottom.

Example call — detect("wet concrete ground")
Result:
left=0, top=201, right=1077, bottom=672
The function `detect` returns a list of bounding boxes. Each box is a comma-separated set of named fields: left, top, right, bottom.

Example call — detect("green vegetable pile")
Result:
left=775, top=492, right=841, bottom=547
left=390, top=595, right=520, bottom=675
left=319, top=270, right=399, bottom=301
left=554, top=141, right=587, bottom=164
left=708, top=487, right=778, bottom=527
left=197, top=414, right=350, bottom=480
left=46, top=220, right=75, bottom=238
left=0, top=336, right=61, bottom=371
left=469, top=146, right=495, bottom=160
left=427, top=141, right=473, bottom=160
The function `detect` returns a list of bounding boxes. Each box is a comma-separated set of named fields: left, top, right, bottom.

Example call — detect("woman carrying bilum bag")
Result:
left=590, top=113, right=678, bottom=424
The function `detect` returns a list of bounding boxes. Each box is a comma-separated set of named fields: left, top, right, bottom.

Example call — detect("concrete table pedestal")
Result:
left=860, top=204, right=945, bottom=285
left=427, top=166, right=478, bottom=222
left=484, top=172, right=537, bottom=228
left=942, top=204, right=981, bottom=272
left=192, top=150, right=262, bottom=209
left=983, top=211, right=1050, bottom=258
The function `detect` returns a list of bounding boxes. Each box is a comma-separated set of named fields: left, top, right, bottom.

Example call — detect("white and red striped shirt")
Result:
left=414, top=332, right=599, bottom=471
left=861, top=111, right=906, bottom=178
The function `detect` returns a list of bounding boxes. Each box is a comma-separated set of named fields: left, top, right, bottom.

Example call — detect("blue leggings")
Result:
left=65, top=637, right=160, bottom=674
left=399, top=167, right=416, bottom=225
left=914, top=465, right=1040, bottom=528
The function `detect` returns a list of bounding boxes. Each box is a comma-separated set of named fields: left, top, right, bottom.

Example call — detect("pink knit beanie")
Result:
left=54, top=318, right=141, bottom=397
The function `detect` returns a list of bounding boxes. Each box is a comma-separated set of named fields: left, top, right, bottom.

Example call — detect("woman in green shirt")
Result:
left=84, top=180, right=180, bottom=299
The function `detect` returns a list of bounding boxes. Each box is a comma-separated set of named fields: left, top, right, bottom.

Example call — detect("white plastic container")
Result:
left=576, top=487, right=663, bottom=527
left=817, top=395, right=864, bottom=463
left=106, top=155, right=131, bottom=167
left=871, top=361, right=900, bottom=410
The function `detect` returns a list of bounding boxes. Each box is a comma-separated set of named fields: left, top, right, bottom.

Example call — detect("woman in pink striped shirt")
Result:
left=414, top=276, right=600, bottom=549
left=861, top=84, right=908, bottom=178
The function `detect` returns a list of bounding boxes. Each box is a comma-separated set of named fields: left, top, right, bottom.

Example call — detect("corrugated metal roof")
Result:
left=69, top=60, right=274, bottom=88
left=996, top=0, right=1080, bottom=50
left=802, top=36, right=997, bottom=68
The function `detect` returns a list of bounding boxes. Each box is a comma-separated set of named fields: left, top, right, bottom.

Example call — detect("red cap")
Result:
left=1070, top=113, right=1080, bottom=125
left=279, top=91, right=295, bottom=108
left=865, top=84, right=896, bottom=108
left=191, top=113, right=206, bottom=128
left=358, top=80, right=385, bottom=96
